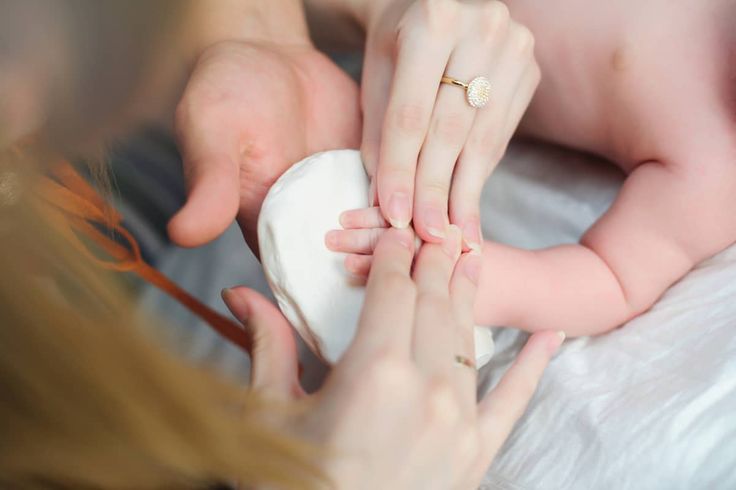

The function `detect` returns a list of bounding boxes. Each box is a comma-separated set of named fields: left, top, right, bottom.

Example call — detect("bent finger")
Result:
left=222, top=287, right=304, bottom=399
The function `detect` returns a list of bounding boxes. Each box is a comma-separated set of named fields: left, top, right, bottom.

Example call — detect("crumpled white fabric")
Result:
left=476, top=142, right=736, bottom=490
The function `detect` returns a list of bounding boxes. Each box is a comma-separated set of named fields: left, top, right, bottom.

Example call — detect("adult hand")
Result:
left=361, top=0, right=540, bottom=251
left=169, top=39, right=361, bottom=253
left=224, top=227, right=564, bottom=488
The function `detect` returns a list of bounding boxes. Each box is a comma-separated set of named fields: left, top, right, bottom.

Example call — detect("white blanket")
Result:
left=477, top=142, right=736, bottom=490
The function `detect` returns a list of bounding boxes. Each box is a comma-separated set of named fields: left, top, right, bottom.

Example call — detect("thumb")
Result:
left=222, top=287, right=304, bottom=399
left=167, top=106, right=241, bottom=248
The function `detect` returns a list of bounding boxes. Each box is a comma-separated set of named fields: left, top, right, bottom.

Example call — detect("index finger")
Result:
left=377, top=25, right=453, bottom=229
left=348, top=228, right=418, bottom=359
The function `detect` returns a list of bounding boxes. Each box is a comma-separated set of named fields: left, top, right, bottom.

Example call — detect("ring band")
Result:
left=441, top=75, right=491, bottom=109
left=454, top=354, right=476, bottom=370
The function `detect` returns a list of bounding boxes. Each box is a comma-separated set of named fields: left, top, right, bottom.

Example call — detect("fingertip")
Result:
left=412, top=213, right=447, bottom=244
left=167, top=212, right=211, bottom=248
left=168, top=188, right=238, bottom=248
left=460, top=218, right=483, bottom=255
left=345, top=254, right=371, bottom=276
left=524, top=330, right=566, bottom=359
left=325, top=230, right=339, bottom=250
left=221, top=286, right=251, bottom=323
left=339, top=210, right=351, bottom=229
left=459, top=252, right=482, bottom=285
left=385, top=191, right=412, bottom=229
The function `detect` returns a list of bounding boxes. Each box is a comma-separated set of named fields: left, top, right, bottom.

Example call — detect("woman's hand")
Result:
left=224, top=227, right=563, bottom=489
left=360, top=0, right=540, bottom=251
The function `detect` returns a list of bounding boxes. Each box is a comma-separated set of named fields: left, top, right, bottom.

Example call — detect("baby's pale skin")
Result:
left=475, top=0, right=736, bottom=335
left=329, top=0, right=736, bottom=336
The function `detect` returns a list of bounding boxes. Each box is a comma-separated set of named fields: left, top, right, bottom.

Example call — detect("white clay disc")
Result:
left=258, top=149, right=494, bottom=367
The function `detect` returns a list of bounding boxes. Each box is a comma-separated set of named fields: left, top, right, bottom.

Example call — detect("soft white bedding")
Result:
left=140, top=140, right=736, bottom=489
left=477, top=142, right=736, bottom=490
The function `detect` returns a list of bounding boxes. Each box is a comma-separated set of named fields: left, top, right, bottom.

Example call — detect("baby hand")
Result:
left=326, top=206, right=392, bottom=277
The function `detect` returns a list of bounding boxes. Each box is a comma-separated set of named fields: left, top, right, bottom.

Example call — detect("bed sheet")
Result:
left=477, top=142, right=736, bottom=489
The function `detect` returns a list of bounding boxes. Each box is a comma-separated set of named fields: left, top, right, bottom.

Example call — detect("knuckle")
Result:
left=456, top=426, right=482, bottom=460
left=484, top=1, right=511, bottom=27
left=430, top=111, right=469, bottom=146
left=365, top=355, right=417, bottom=390
left=466, top=129, right=495, bottom=156
left=511, top=24, right=536, bottom=54
left=417, top=290, right=450, bottom=309
left=425, top=378, right=462, bottom=427
left=421, top=0, right=461, bottom=37
left=389, top=103, right=429, bottom=135
left=419, top=179, right=451, bottom=201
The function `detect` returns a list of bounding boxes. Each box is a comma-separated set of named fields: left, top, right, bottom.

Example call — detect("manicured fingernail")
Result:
left=463, top=254, right=482, bottom=285
left=462, top=220, right=483, bottom=255
left=442, top=225, right=461, bottom=258
left=395, top=228, right=415, bottom=250
left=325, top=230, right=339, bottom=249
left=388, top=192, right=411, bottom=229
left=423, top=207, right=447, bottom=239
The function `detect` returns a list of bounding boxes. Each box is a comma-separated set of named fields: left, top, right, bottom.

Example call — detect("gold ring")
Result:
left=454, top=354, right=476, bottom=370
left=440, top=75, right=491, bottom=108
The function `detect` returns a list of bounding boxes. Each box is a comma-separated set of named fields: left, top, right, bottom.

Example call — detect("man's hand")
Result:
left=169, top=39, right=361, bottom=253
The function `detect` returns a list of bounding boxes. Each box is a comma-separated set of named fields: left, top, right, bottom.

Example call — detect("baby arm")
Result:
left=476, top=160, right=736, bottom=336
left=328, top=159, right=736, bottom=336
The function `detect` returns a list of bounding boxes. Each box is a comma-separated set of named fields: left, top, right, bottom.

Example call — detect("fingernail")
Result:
left=462, top=220, right=483, bottom=255
left=325, top=230, right=339, bottom=249
left=549, top=331, right=566, bottom=353
left=463, top=254, right=482, bottom=285
left=442, top=225, right=461, bottom=258
left=221, top=287, right=249, bottom=322
left=388, top=192, right=411, bottom=229
left=423, top=207, right=447, bottom=240
left=395, top=228, right=415, bottom=250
